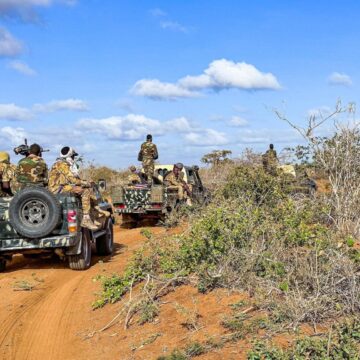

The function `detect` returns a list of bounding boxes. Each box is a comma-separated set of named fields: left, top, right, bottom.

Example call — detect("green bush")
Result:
left=94, top=165, right=360, bottom=325
left=247, top=319, right=360, bottom=360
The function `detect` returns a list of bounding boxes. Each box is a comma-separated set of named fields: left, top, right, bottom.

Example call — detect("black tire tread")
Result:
left=68, top=230, right=91, bottom=270
left=96, top=219, right=114, bottom=256
left=0, top=259, right=6, bottom=272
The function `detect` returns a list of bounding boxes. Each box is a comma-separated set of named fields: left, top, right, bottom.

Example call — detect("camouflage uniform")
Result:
left=128, top=173, right=141, bottom=185
left=0, top=163, right=12, bottom=197
left=3, top=163, right=18, bottom=194
left=164, top=171, right=186, bottom=200
left=16, top=155, right=48, bottom=187
left=48, top=159, right=91, bottom=214
left=263, top=149, right=278, bottom=175
left=138, top=141, right=158, bottom=184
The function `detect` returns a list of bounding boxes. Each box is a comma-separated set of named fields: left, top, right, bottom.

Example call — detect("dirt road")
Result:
left=0, top=227, right=168, bottom=360
left=0, top=226, right=246, bottom=360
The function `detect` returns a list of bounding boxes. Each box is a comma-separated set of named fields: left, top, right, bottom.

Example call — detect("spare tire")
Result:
left=9, top=186, right=62, bottom=239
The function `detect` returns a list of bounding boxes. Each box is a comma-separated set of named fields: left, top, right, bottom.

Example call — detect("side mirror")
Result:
left=98, top=179, right=106, bottom=192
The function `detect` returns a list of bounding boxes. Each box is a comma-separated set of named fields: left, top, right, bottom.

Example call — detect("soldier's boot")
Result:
left=81, top=214, right=99, bottom=231
left=94, top=206, right=111, bottom=218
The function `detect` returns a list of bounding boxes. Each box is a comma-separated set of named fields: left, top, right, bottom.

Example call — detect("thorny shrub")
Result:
left=95, top=162, right=359, bottom=331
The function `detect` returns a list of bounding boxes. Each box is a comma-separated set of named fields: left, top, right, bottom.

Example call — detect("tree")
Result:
left=201, top=150, right=232, bottom=167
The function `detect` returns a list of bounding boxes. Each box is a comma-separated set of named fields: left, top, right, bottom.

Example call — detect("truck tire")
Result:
left=9, top=187, right=62, bottom=239
left=68, top=230, right=91, bottom=270
left=96, top=219, right=114, bottom=256
left=0, top=259, right=6, bottom=272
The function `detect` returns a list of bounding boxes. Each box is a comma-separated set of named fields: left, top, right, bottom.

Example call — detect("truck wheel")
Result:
left=9, top=187, right=62, bottom=239
left=0, top=259, right=6, bottom=272
left=68, top=230, right=91, bottom=270
left=96, top=219, right=114, bottom=256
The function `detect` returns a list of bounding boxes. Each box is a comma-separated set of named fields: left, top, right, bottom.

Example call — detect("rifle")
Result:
left=14, top=139, right=49, bottom=156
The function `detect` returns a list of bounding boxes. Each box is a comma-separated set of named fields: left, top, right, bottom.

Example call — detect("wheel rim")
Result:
left=20, top=199, right=49, bottom=226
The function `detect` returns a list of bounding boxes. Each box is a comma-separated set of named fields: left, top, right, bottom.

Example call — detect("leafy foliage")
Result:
left=247, top=319, right=360, bottom=360
left=201, top=149, right=232, bottom=167
left=95, top=164, right=359, bottom=326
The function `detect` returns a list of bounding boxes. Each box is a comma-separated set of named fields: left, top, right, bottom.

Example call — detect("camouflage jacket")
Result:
left=0, top=162, right=16, bottom=196
left=138, top=141, right=158, bottom=162
left=128, top=173, right=142, bottom=185
left=265, top=149, right=278, bottom=161
left=164, top=171, right=184, bottom=187
left=48, top=159, right=83, bottom=193
left=16, top=155, right=48, bottom=186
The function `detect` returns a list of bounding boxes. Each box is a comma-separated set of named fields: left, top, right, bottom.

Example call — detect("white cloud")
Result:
left=185, top=129, right=229, bottom=146
left=328, top=72, right=352, bottom=86
left=179, top=59, right=281, bottom=91
left=33, top=99, right=89, bottom=112
left=0, top=126, right=27, bottom=145
left=0, top=104, right=33, bottom=121
left=131, top=79, right=200, bottom=100
left=164, top=117, right=198, bottom=132
left=0, top=0, right=76, bottom=21
left=229, top=116, right=249, bottom=127
left=132, top=59, right=280, bottom=100
left=160, top=21, right=188, bottom=33
left=77, top=114, right=163, bottom=140
left=237, top=129, right=301, bottom=145
left=150, top=8, right=167, bottom=17
left=8, top=60, right=37, bottom=76
left=0, top=27, right=23, bottom=57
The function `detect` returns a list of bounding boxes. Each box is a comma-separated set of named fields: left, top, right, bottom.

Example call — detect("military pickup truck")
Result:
left=278, top=164, right=317, bottom=195
left=0, top=185, right=114, bottom=272
left=111, top=165, right=210, bottom=225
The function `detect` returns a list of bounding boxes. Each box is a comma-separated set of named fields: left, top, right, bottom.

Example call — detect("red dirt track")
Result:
left=0, top=227, right=249, bottom=360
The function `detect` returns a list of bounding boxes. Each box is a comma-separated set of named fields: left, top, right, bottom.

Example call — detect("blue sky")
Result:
left=0, top=0, right=358, bottom=168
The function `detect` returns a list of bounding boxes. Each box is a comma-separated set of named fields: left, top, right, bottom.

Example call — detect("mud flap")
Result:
left=65, top=232, right=83, bottom=256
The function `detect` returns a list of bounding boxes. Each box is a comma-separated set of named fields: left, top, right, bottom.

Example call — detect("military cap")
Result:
left=0, top=152, right=9, bottom=163
left=175, top=162, right=184, bottom=170
left=129, top=165, right=136, bottom=171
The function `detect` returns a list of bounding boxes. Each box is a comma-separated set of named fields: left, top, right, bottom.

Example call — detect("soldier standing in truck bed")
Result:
left=138, top=134, right=158, bottom=185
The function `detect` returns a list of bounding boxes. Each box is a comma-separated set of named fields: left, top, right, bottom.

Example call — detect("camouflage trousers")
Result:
left=62, top=185, right=91, bottom=214
left=142, top=161, right=154, bottom=184
left=168, top=185, right=186, bottom=201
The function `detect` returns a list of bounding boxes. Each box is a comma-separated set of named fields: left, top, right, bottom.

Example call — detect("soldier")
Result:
left=16, top=143, right=48, bottom=188
left=48, top=146, right=98, bottom=230
left=262, top=144, right=278, bottom=175
left=0, top=152, right=16, bottom=196
left=138, top=134, right=158, bottom=185
left=164, top=163, right=191, bottom=203
left=127, top=165, right=142, bottom=185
